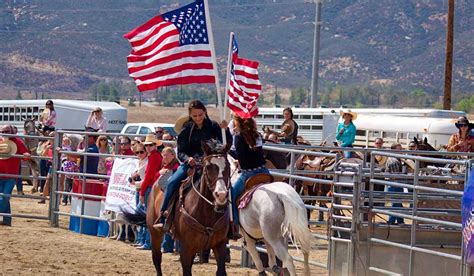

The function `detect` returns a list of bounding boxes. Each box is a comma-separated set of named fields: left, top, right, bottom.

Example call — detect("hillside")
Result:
left=0, top=0, right=472, bottom=98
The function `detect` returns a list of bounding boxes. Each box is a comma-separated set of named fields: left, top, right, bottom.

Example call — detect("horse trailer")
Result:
left=0, top=99, right=127, bottom=132
left=256, top=107, right=466, bottom=147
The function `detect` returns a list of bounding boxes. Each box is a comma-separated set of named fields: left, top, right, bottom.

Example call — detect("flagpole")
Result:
left=203, top=0, right=227, bottom=145
left=223, top=32, right=234, bottom=121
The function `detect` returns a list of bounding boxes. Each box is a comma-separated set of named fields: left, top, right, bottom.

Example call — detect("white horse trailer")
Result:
left=0, top=99, right=127, bottom=132
left=256, top=107, right=466, bottom=147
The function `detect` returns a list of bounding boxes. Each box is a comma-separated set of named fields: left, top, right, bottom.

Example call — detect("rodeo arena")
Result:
left=1, top=1, right=474, bottom=276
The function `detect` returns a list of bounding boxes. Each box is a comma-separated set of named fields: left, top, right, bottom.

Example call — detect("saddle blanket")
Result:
left=238, top=182, right=271, bottom=209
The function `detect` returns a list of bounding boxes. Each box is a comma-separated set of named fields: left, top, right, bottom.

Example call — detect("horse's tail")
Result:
left=277, top=188, right=313, bottom=275
left=120, top=206, right=147, bottom=226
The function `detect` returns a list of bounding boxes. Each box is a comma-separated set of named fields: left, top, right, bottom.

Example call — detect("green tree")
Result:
left=289, top=87, right=307, bottom=106
left=274, top=91, right=282, bottom=106
left=456, top=95, right=474, bottom=113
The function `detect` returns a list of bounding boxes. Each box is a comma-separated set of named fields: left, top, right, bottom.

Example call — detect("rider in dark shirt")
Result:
left=155, top=100, right=231, bottom=229
left=230, top=116, right=269, bottom=239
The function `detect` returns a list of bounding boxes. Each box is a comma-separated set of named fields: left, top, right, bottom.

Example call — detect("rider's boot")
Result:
left=228, top=221, right=242, bottom=240
left=152, top=211, right=167, bottom=231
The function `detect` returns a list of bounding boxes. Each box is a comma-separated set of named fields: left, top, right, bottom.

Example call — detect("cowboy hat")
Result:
left=454, top=116, right=474, bottom=130
left=340, top=109, right=357, bottom=120
left=0, top=138, right=18, bottom=160
left=143, top=134, right=163, bottom=147
left=174, top=114, right=191, bottom=134
left=0, top=124, right=18, bottom=134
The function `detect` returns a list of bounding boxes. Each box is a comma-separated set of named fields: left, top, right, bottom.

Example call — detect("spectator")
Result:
left=130, top=142, right=148, bottom=247
left=0, top=125, right=30, bottom=226
left=373, top=137, right=387, bottom=166
left=385, top=143, right=406, bottom=225
left=154, top=127, right=165, bottom=140
left=336, top=109, right=357, bottom=158
left=38, top=133, right=55, bottom=204
left=137, top=134, right=163, bottom=250
left=61, top=154, right=80, bottom=205
left=40, top=100, right=56, bottom=132
left=446, top=116, right=474, bottom=152
left=86, top=107, right=108, bottom=133
left=157, top=147, right=179, bottom=253
left=162, top=133, right=174, bottom=141
left=96, top=135, right=111, bottom=175
left=119, top=136, right=134, bottom=156
left=79, top=132, right=99, bottom=175
left=407, top=141, right=417, bottom=151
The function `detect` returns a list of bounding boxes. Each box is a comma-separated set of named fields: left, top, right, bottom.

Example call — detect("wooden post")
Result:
left=443, top=0, right=455, bottom=110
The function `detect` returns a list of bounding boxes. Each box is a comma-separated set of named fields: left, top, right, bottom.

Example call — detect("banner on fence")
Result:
left=104, top=158, right=138, bottom=213
left=462, top=167, right=474, bottom=265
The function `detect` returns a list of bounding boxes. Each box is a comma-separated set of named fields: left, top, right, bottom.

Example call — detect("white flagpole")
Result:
left=223, top=32, right=234, bottom=121
left=203, top=0, right=227, bottom=145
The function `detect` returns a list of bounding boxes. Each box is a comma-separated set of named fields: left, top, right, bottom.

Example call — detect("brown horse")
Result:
left=124, top=140, right=231, bottom=275
left=171, top=140, right=231, bottom=276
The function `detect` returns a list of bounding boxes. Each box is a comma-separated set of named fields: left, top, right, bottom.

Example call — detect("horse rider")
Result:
left=86, top=107, right=108, bottom=133
left=336, top=109, right=357, bottom=158
left=229, top=115, right=269, bottom=240
left=155, top=100, right=231, bottom=230
left=40, top=100, right=57, bottom=132
left=279, top=107, right=298, bottom=144
left=446, top=116, right=474, bottom=152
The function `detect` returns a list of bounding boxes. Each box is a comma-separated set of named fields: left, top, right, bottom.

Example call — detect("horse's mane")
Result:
left=202, top=139, right=228, bottom=155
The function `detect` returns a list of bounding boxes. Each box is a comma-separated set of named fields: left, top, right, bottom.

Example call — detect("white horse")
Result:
left=229, top=155, right=313, bottom=276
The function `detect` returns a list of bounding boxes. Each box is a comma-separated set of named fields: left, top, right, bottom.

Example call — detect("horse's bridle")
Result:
left=190, top=153, right=230, bottom=212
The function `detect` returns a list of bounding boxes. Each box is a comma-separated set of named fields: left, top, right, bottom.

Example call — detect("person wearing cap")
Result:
left=137, top=134, right=163, bottom=250
left=446, top=116, right=474, bottom=152
left=156, top=100, right=231, bottom=230
left=336, top=109, right=357, bottom=158
left=40, top=100, right=57, bottom=132
left=86, top=107, right=108, bottom=133
left=0, top=125, right=30, bottom=226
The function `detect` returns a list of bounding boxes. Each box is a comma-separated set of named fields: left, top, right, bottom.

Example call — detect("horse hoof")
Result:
left=271, top=265, right=281, bottom=275
left=258, top=271, right=267, bottom=276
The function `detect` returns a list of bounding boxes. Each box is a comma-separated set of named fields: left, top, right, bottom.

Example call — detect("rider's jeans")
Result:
left=231, top=167, right=269, bottom=225
left=0, top=179, right=15, bottom=225
left=343, top=145, right=353, bottom=158
left=160, top=163, right=189, bottom=213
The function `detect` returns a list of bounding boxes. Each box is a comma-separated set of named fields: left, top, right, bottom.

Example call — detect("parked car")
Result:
left=120, top=123, right=177, bottom=138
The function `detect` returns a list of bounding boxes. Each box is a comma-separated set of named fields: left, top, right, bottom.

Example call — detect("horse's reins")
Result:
left=189, top=154, right=231, bottom=211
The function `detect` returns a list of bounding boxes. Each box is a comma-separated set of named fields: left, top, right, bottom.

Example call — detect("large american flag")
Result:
left=124, top=0, right=215, bottom=92
left=226, top=36, right=262, bottom=118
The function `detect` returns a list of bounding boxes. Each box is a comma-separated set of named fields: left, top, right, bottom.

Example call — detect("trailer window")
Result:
left=311, top=125, right=323, bottom=130
left=312, top=115, right=323, bottom=120
left=300, top=115, right=311, bottom=120
left=301, top=125, right=311, bottom=130
left=276, top=114, right=284, bottom=119
left=263, top=114, right=274, bottom=119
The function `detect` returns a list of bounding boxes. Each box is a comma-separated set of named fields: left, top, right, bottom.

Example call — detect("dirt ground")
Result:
left=0, top=185, right=329, bottom=275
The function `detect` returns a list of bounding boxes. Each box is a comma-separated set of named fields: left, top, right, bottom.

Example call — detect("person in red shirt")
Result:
left=0, top=125, right=30, bottom=226
left=119, top=136, right=134, bottom=156
left=137, top=134, right=163, bottom=250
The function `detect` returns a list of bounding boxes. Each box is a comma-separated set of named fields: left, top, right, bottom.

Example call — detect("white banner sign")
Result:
left=105, top=158, right=139, bottom=213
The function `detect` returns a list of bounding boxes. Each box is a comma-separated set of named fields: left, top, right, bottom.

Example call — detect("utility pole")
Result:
left=310, top=0, right=322, bottom=108
left=443, top=0, right=454, bottom=110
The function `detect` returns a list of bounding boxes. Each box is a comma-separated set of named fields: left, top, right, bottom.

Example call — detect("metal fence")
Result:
left=3, top=132, right=474, bottom=275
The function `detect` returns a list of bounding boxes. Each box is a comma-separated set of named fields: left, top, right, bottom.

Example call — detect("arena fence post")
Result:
left=49, top=132, right=61, bottom=227
left=79, top=133, right=89, bottom=234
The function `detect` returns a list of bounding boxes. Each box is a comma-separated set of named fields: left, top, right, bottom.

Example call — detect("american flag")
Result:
left=124, top=0, right=215, bottom=92
left=226, top=36, right=262, bottom=118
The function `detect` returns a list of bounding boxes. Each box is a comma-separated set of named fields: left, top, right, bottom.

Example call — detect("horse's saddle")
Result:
left=237, top=173, right=274, bottom=209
